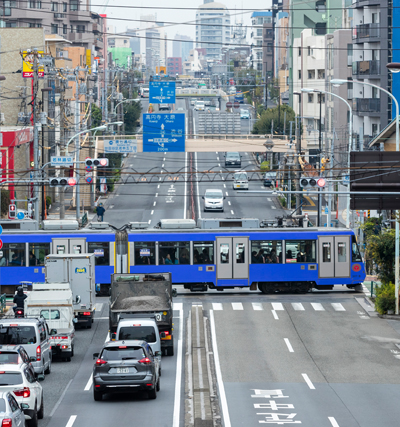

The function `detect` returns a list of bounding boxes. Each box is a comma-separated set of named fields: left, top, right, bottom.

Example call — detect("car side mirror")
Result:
left=75, top=295, right=81, bottom=304
left=37, top=374, right=45, bottom=382
left=172, top=288, right=177, bottom=298
left=50, top=329, right=57, bottom=335
left=93, top=352, right=99, bottom=359
left=160, top=332, right=166, bottom=339
left=155, top=351, right=162, bottom=357
left=111, top=332, right=117, bottom=341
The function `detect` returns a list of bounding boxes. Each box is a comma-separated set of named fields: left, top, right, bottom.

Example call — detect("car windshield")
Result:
left=206, top=191, right=222, bottom=199
left=0, top=352, right=19, bottom=364
left=101, top=346, right=146, bottom=361
left=196, top=102, right=205, bottom=105
left=234, top=173, right=247, bottom=181
left=0, top=327, right=37, bottom=345
left=0, top=373, right=23, bottom=386
left=119, top=326, right=156, bottom=343
left=227, top=154, right=239, bottom=160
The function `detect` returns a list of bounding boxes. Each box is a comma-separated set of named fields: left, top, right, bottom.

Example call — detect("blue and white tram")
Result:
left=0, top=221, right=365, bottom=294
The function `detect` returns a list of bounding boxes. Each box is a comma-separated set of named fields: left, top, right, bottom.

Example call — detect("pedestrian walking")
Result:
left=96, top=203, right=105, bottom=222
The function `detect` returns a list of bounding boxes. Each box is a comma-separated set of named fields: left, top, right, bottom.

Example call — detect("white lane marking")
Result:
left=210, top=310, right=231, bottom=427
left=109, top=205, right=114, bottom=209
left=228, top=201, right=231, bottom=205
left=217, top=157, right=220, bottom=161
left=252, top=303, right=263, bottom=311
left=148, top=219, right=151, bottom=224
left=195, top=152, right=201, bottom=219
left=151, top=210, right=154, bottom=215
left=212, top=303, right=223, bottom=311
left=84, top=374, right=93, bottom=391
left=173, top=302, right=183, bottom=311
left=311, top=303, right=325, bottom=311
left=184, top=152, right=187, bottom=219
left=272, top=302, right=284, bottom=311
left=232, top=302, right=243, bottom=310
left=218, top=163, right=221, bottom=167
left=223, top=184, right=226, bottom=188
left=153, top=201, right=156, bottom=206
left=328, top=417, right=340, bottom=427
left=94, top=303, right=103, bottom=311
left=49, top=379, right=73, bottom=417
left=271, top=206, right=276, bottom=209
left=65, top=415, right=77, bottom=427
left=284, top=338, right=294, bottom=353
left=302, top=373, right=315, bottom=390
left=272, top=310, right=279, bottom=320
left=292, top=303, right=305, bottom=311
left=225, top=192, right=228, bottom=196
left=332, top=303, right=346, bottom=311
left=248, top=161, right=252, bottom=164
left=157, top=184, right=160, bottom=188
left=267, top=198, right=272, bottom=201
left=231, top=210, right=234, bottom=215
left=163, top=157, right=165, bottom=161
left=155, top=193, right=158, bottom=198
left=162, top=164, right=165, bottom=168
left=172, top=308, right=184, bottom=427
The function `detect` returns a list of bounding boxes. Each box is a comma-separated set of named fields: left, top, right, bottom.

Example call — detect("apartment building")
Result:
left=167, top=57, right=182, bottom=76
left=250, top=11, right=272, bottom=74
left=173, top=34, right=193, bottom=62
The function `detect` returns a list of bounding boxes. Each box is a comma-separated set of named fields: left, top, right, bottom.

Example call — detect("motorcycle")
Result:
left=14, top=307, right=24, bottom=318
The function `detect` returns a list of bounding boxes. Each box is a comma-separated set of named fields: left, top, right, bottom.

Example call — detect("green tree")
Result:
left=366, top=229, right=395, bottom=284
left=124, top=102, right=142, bottom=135
left=91, top=104, right=102, bottom=128
left=252, top=104, right=296, bottom=135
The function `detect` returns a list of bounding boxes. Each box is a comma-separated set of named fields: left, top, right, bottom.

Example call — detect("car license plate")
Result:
left=117, top=368, right=129, bottom=374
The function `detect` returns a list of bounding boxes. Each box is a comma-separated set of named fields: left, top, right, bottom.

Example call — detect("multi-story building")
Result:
left=250, top=12, right=272, bottom=74
left=167, top=57, right=182, bottom=75
left=173, top=34, right=193, bottom=62
left=275, top=11, right=289, bottom=96
left=196, top=1, right=230, bottom=60
left=352, top=0, right=391, bottom=147
left=262, top=22, right=274, bottom=78
left=182, top=49, right=202, bottom=75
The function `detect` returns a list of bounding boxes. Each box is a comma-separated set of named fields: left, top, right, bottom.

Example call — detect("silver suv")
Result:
left=0, top=319, right=52, bottom=376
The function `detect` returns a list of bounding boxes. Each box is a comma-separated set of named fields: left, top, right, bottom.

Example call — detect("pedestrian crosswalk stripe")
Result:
left=212, top=303, right=223, bottom=311
left=311, top=303, right=325, bottom=311
left=94, top=303, right=103, bottom=311
left=331, top=303, right=346, bottom=311
left=272, top=302, right=284, bottom=311
left=252, top=302, right=263, bottom=311
left=292, top=303, right=305, bottom=311
left=173, top=302, right=183, bottom=311
left=232, top=302, right=244, bottom=310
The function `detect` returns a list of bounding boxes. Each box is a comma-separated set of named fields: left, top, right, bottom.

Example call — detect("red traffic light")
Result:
left=99, top=158, right=108, bottom=167
left=317, top=178, right=326, bottom=188
left=9, top=205, right=15, bottom=211
left=67, top=178, right=77, bottom=186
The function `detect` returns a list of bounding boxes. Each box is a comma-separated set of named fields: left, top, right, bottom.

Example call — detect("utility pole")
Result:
left=32, top=49, right=40, bottom=222
left=318, top=93, right=322, bottom=227
left=59, top=77, right=66, bottom=219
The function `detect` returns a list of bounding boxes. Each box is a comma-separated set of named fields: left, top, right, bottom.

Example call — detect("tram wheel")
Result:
left=259, top=283, right=273, bottom=294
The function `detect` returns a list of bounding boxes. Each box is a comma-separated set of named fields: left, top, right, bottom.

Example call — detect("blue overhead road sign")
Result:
left=143, top=112, right=185, bottom=152
left=149, top=81, right=176, bottom=104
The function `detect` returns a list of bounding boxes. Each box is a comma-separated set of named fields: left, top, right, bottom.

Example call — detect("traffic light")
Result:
left=49, top=177, right=77, bottom=187
left=85, top=158, right=109, bottom=167
left=300, top=177, right=326, bottom=188
left=9, top=204, right=16, bottom=219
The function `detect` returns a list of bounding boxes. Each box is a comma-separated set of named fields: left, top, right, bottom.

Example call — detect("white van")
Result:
left=203, top=189, right=225, bottom=212
left=233, top=171, right=249, bottom=190
left=194, top=100, right=205, bottom=111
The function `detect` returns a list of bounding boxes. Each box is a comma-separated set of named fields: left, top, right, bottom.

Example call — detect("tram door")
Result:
left=216, top=237, right=249, bottom=280
left=318, top=236, right=350, bottom=278
left=52, top=238, right=86, bottom=255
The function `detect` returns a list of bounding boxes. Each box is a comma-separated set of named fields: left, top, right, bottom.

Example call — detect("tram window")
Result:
left=285, top=240, right=316, bottom=263
left=135, top=242, right=156, bottom=265
left=2, top=243, right=25, bottom=267
left=338, top=242, right=347, bottom=262
left=88, top=242, right=110, bottom=266
left=159, top=241, right=190, bottom=265
left=352, top=236, right=362, bottom=262
left=251, top=240, right=282, bottom=263
left=220, top=243, right=229, bottom=264
left=28, top=243, right=50, bottom=266
left=236, top=243, right=245, bottom=263
left=193, top=242, right=214, bottom=264
left=322, top=242, right=331, bottom=262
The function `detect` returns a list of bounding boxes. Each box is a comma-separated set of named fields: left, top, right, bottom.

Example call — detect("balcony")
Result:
left=352, top=60, right=380, bottom=77
left=353, top=23, right=380, bottom=41
left=54, top=13, right=66, bottom=19
left=92, top=23, right=100, bottom=34
left=353, top=98, right=380, bottom=113
left=68, top=9, right=91, bottom=22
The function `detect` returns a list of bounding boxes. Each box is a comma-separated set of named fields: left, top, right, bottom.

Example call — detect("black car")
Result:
left=159, top=104, right=171, bottom=112
left=225, top=152, right=241, bottom=168
left=264, top=172, right=276, bottom=187
left=92, top=340, right=160, bottom=401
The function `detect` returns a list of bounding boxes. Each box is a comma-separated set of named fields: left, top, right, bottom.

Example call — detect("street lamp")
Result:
left=331, top=76, right=400, bottom=315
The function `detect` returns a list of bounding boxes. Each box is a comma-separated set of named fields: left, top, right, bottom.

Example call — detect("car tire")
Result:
left=71, top=345, right=74, bottom=357
left=93, top=390, right=103, bottom=401
left=166, top=345, right=174, bottom=356
left=156, top=378, right=160, bottom=392
left=44, top=357, right=51, bottom=375
left=38, top=396, right=44, bottom=419
left=148, top=387, right=157, bottom=400
left=27, top=408, right=38, bottom=427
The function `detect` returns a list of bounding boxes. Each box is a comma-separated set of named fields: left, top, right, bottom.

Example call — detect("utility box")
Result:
left=44, top=254, right=95, bottom=328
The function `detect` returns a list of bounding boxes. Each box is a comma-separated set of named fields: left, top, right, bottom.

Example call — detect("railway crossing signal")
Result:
left=300, top=177, right=326, bottom=188
left=8, top=204, right=16, bottom=219
left=49, top=177, right=77, bottom=187
left=85, top=158, right=109, bottom=167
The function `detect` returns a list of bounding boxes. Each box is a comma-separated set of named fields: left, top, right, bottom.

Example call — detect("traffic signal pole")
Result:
left=32, top=51, right=39, bottom=223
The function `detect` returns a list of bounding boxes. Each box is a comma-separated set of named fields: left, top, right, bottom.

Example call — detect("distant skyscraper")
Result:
left=196, top=1, right=230, bottom=60
left=173, top=34, right=194, bottom=62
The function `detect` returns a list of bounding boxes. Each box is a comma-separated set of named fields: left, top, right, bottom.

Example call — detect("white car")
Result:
left=0, top=363, right=44, bottom=427
left=203, top=189, right=225, bottom=212
left=190, top=98, right=196, bottom=105
left=194, top=101, right=205, bottom=111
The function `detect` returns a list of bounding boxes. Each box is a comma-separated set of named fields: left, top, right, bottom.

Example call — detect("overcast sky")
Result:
left=100, top=0, right=272, bottom=52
